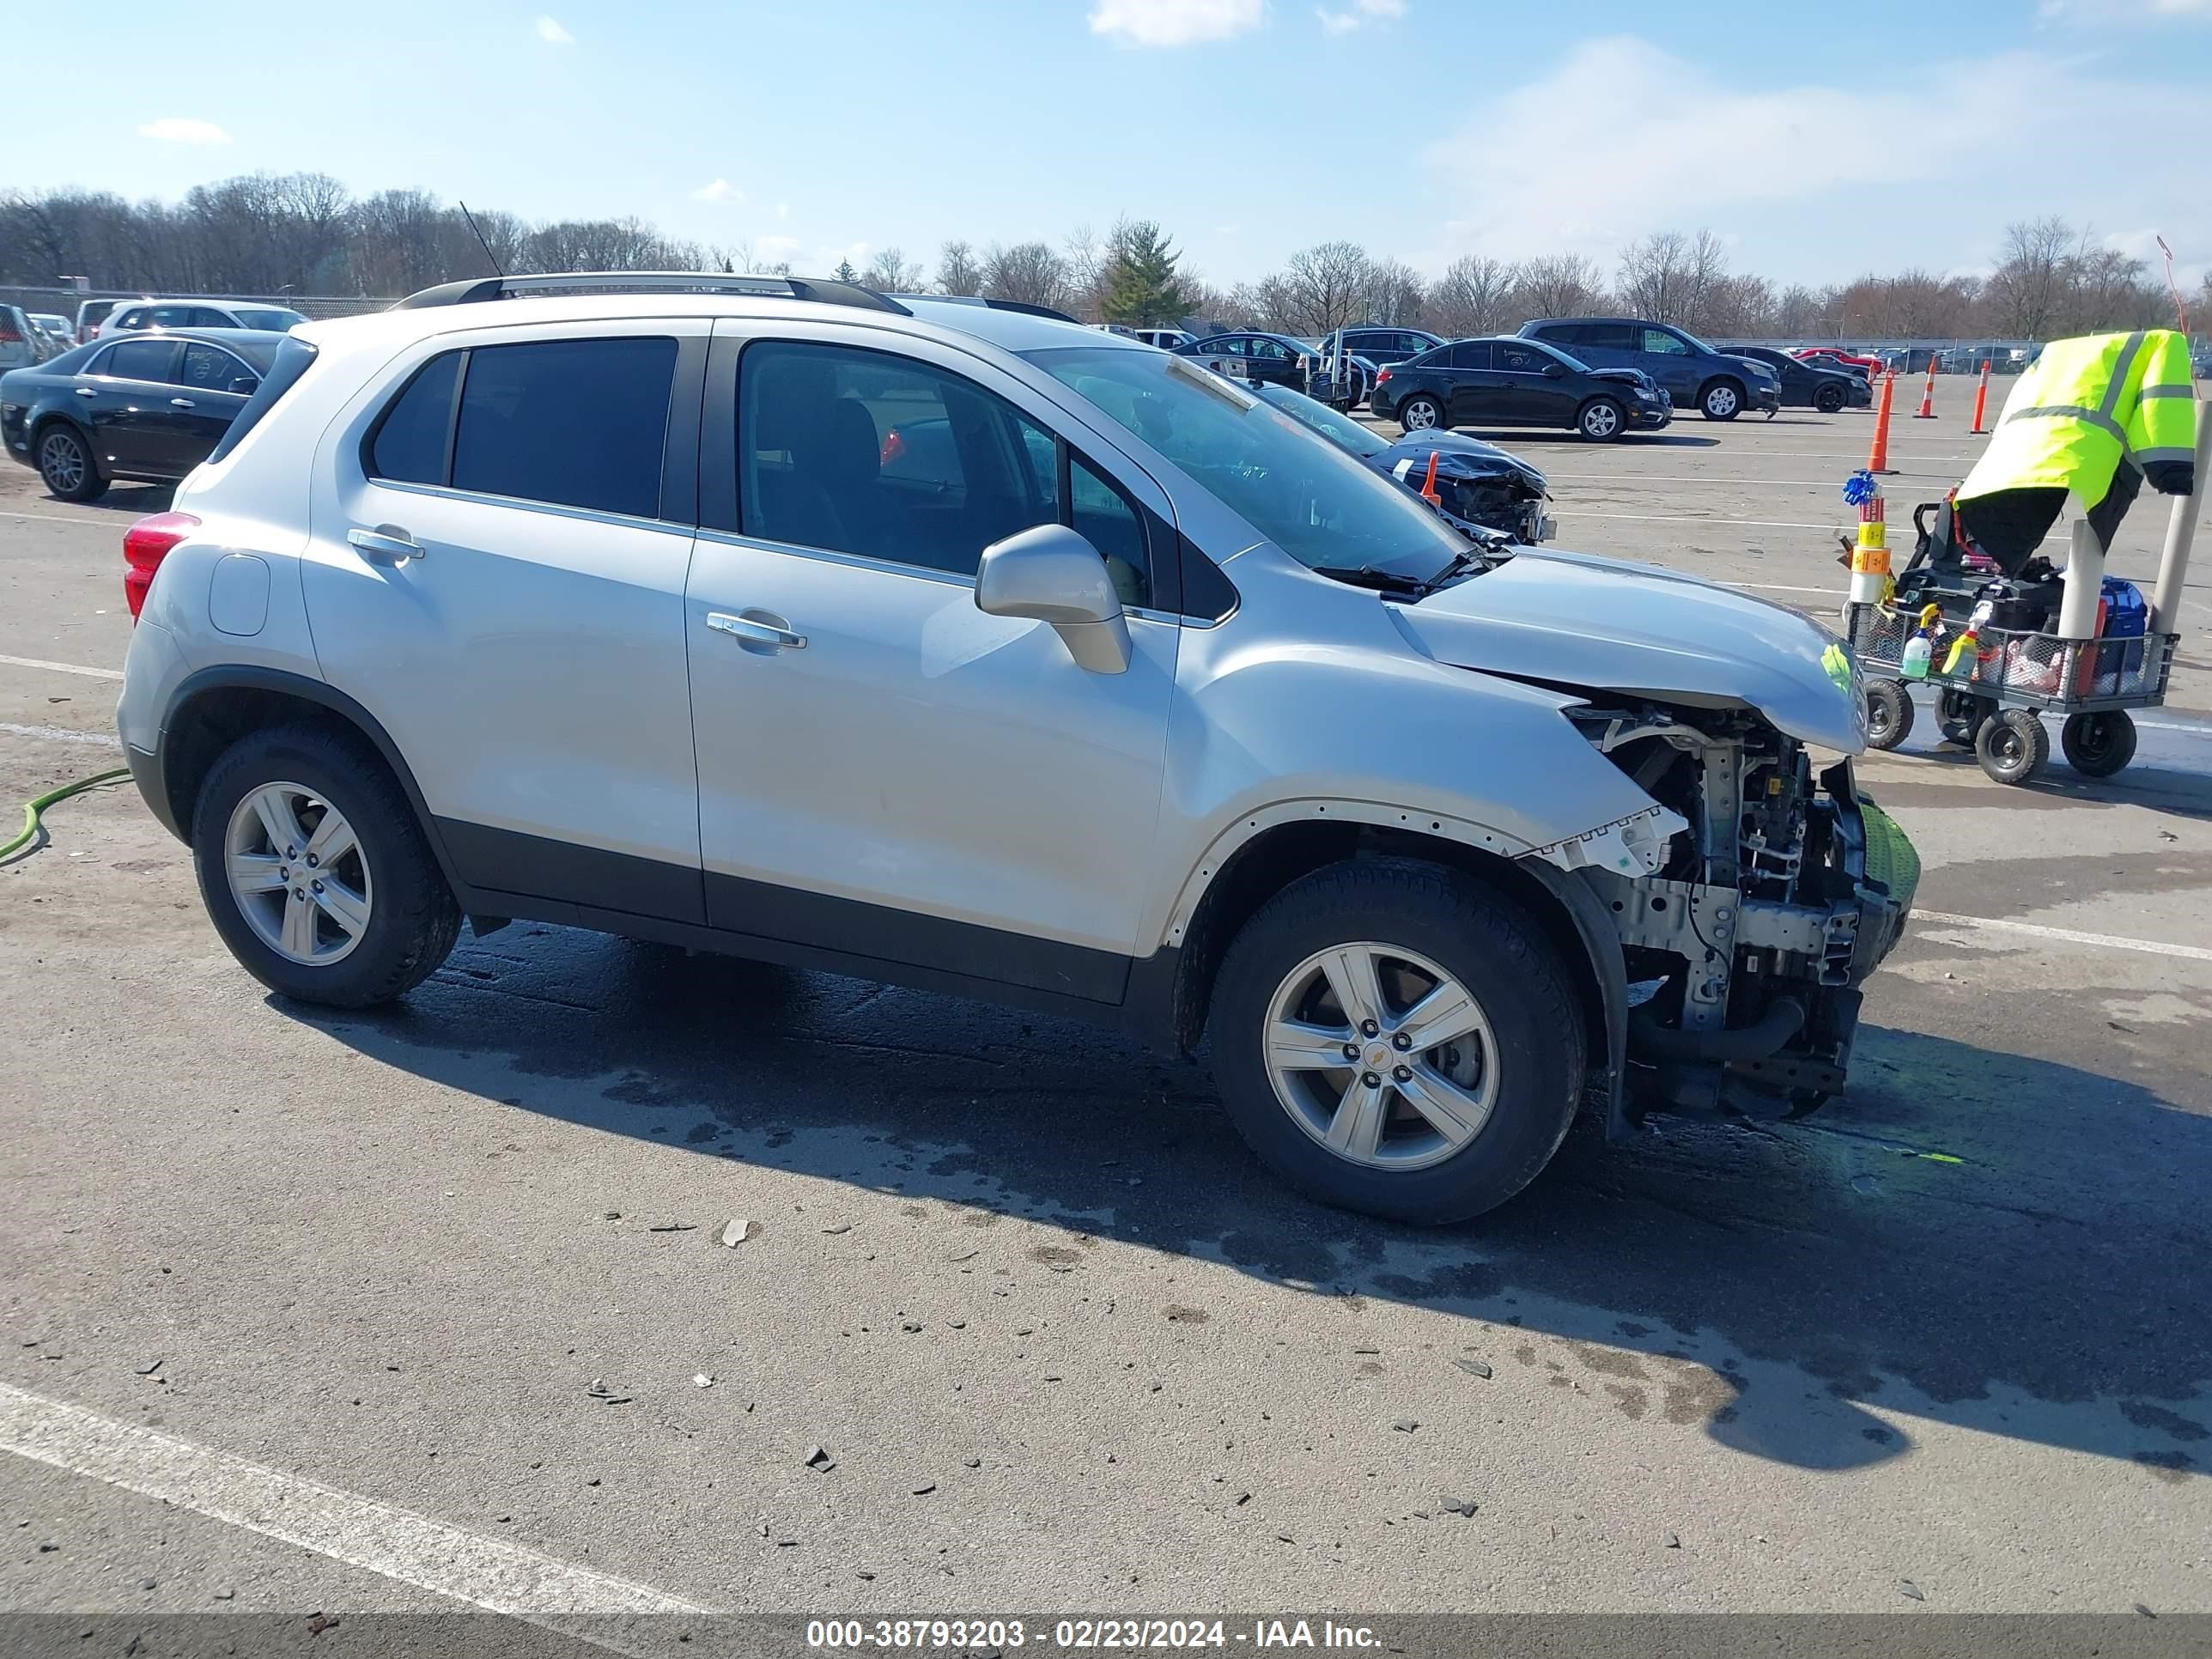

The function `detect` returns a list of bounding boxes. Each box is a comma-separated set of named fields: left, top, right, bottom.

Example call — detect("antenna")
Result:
left=459, top=201, right=505, bottom=278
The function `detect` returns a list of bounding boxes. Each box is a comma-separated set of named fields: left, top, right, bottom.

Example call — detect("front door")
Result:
left=1494, top=339, right=1576, bottom=424
left=684, top=324, right=1176, bottom=1000
left=1638, top=327, right=1698, bottom=401
left=305, top=322, right=709, bottom=915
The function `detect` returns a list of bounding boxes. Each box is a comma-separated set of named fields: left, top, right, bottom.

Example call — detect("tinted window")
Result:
left=1445, top=342, right=1492, bottom=370
left=1641, top=328, right=1691, bottom=356
left=1209, top=337, right=1246, bottom=356
left=187, top=308, right=233, bottom=329
left=1576, top=324, right=1635, bottom=349
left=106, top=338, right=175, bottom=381
left=368, top=351, right=462, bottom=486
left=739, top=340, right=1054, bottom=580
left=149, top=305, right=197, bottom=328
left=228, top=307, right=307, bottom=331
left=452, top=337, right=676, bottom=518
left=1248, top=337, right=1292, bottom=362
left=1496, top=342, right=1553, bottom=374
left=179, top=343, right=254, bottom=391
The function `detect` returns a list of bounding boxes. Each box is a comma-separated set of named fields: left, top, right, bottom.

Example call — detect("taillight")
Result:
left=1375, top=368, right=1394, bottom=385
left=123, top=512, right=198, bottom=620
left=0, top=321, right=21, bottom=343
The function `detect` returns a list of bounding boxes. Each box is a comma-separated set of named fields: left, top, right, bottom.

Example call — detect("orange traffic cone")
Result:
left=1867, top=374, right=1898, bottom=473
left=1419, top=450, right=1442, bottom=504
left=1912, top=356, right=1938, bottom=418
left=1969, top=361, right=1992, bottom=434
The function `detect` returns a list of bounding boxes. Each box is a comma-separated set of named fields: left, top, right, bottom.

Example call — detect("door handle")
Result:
left=75, top=386, right=95, bottom=398
left=347, top=524, right=426, bottom=566
left=706, top=611, right=806, bottom=651
left=169, top=397, right=196, bottom=409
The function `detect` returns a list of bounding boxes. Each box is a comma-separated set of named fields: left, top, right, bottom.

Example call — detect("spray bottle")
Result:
left=1901, top=603, right=1942, bottom=680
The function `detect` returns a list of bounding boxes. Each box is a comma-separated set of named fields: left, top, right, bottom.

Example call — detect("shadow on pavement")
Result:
left=287, top=927, right=2212, bottom=1481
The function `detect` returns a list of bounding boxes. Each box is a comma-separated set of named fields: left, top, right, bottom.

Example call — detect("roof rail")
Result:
left=392, top=272, right=910, bottom=316
left=892, top=294, right=1080, bottom=325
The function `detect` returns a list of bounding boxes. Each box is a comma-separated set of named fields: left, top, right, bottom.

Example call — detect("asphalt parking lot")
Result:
left=3, top=392, right=2210, bottom=1632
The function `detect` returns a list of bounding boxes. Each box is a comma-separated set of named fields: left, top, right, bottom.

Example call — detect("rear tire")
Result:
left=191, top=721, right=461, bottom=1007
left=1398, top=394, right=1443, bottom=433
left=1864, top=680, right=1913, bottom=750
left=1699, top=380, right=1744, bottom=421
left=2060, top=710, right=2136, bottom=778
left=1936, top=690, right=1993, bottom=748
left=1208, top=857, right=1585, bottom=1224
left=36, top=423, right=106, bottom=502
left=1974, top=708, right=2049, bottom=786
left=1577, top=398, right=1625, bottom=441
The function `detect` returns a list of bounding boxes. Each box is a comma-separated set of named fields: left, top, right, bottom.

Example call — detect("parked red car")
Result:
left=1790, top=346, right=1881, bottom=380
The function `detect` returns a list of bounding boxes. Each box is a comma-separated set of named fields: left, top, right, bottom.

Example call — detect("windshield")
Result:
left=1674, top=327, right=1719, bottom=355
left=1251, top=382, right=1388, bottom=459
left=1023, top=345, right=1466, bottom=582
left=1525, top=339, right=1593, bottom=374
left=228, top=307, right=307, bottom=331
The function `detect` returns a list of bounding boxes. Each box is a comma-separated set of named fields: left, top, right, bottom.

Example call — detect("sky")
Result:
left=8, top=0, right=2212, bottom=292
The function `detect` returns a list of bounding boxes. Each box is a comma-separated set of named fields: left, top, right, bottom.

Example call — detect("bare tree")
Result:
left=1358, top=257, right=1425, bottom=325
left=1279, top=241, right=1371, bottom=335
left=1424, top=255, right=1515, bottom=337
left=1510, top=252, right=1608, bottom=320
left=981, top=241, right=1069, bottom=309
left=934, top=239, right=982, bottom=295
left=861, top=246, right=925, bottom=291
left=1985, top=216, right=2075, bottom=339
left=1617, top=229, right=1729, bottom=330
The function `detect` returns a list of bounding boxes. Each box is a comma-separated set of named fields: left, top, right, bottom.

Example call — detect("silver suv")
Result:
left=115, top=273, right=1917, bottom=1224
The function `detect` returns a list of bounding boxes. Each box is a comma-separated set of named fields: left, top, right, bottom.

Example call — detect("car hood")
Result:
left=1723, top=354, right=1778, bottom=381
left=1588, top=367, right=1655, bottom=392
left=1388, top=547, right=1867, bottom=752
left=1378, top=432, right=1547, bottom=491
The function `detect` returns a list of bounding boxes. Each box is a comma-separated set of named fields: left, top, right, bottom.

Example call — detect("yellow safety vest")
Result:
left=1957, top=329, right=2198, bottom=505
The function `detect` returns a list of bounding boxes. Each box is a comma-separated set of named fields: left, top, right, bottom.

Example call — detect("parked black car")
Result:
left=1518, top=317, right=1780, bottom=420
left=1314, top=325, right=1444, bottom=370
left=1172, top=331, right=1376, bottom=410
left=1723, top=345, right=1871, bottom=413
left=1249, top=380, right=1553, bottom=544
left=0, top=328, right=284, bottom=501
left=1369, top=336, right=1672, bottom=442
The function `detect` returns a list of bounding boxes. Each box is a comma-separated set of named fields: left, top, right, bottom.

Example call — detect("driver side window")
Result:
left=1642, top=329, right=1692, bottom=356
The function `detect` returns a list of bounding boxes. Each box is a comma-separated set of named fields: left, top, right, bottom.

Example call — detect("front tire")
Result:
left=36, top=423, right=107, bottom=502
left=1864, top=679, right=1914, bottom=750
left=1208, top=858, right=1585, bottom=1224
left=191, top=721, right=462, bottom=1007
left=2061, top=710, right=2136, bottom=777
left=1577, top=398, right=1625, bottom=441
left=1699, top=380, right=1744, bottom=421
left=1814, top=383, right=1846, bottom=414
left=1398, top=394, right=1443, bottom=433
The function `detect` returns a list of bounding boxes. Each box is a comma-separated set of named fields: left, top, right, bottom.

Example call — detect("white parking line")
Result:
left=1915, top=910, right=2212, bottom=963
left=0, top=653, right=123, bottom=680
left=0, top=721, right=119, bottom=747
left=0, top=1381, right=714, bottom=1620
left=0, top=507, right=117, bottom=529
left=1561, top=510, right=1839, bottom=531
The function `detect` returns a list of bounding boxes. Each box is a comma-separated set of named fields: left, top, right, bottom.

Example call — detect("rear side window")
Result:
left=368, top=351, right=461, bottom=485
left=106, top=338, right=175, bottom=381
left=451, top=337, right=676, bottom=518
left=1496, top=342, right=1552, bottom=374
left=179, top=343, right=253, bottom=392
left=1446, top=341, right=1492, bottom=370
left=208, top=335, right=321, bottom=465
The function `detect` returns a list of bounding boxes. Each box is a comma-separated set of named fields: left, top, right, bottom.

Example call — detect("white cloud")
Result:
left=1414, top=37, right=2208, bottom=279
left=775, top=202, right=790, bottom=221
left=1317, top=0, right=1403, bottom=33
left=138, top=118, right=230, bottom=146
left=691, top=179, right=743, bottom=204
left=758, top=234, right=802, bottom=258
left=1090, top=0, right=1263, bottom=47
left=534, top=15, right=574, bottom=45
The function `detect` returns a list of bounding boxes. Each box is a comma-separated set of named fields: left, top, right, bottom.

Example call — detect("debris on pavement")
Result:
left=134, top=1358, right=162, bottom=1376
left=805, top=1445, right=834, bottom=1471
left=717, top=1218, right=754, bottom=1247
left=693, top=1374, right=714, bottom=1388
left=1455, top=1358, right=1492, bottom=1379
left=1899, top=1579, right=1925, bottom=1602
left=647, top=1221, right=697, bottom=1233
left=1391, top=1419, right=1419, bottom=1433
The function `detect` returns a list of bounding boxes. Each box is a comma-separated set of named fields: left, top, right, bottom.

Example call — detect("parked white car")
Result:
left=112, top=272, right=1916, bottom=1223
left=100, top=298, right=307, bottom=337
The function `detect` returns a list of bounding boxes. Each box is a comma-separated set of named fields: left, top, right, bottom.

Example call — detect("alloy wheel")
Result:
left=1262, top=941, right=1498, bottom=1171
left=1583, top=403, right=1620, bottom=439
left=224, top=782, right=373, bottom=966
left=1401, top=399, right=1438, bottom=431
left=39, top=431, right=84, bottom=494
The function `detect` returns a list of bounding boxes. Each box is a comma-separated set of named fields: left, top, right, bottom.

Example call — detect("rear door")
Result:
left=1243, top=335, right=1299, bottom=387
left=307, top=320, right=711, bottom=915
left=158, top=341, right=258, bottom=469
left=81, top=337, right=179, bottom=474
left=1438, top=341, right=1499, bottom=425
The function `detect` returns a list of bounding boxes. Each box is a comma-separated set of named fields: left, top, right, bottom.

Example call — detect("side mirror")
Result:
left=975, top=523, right=1131, bottom=674
left=227, top=376, right=258, bottom=396
left=1543, top=362, right=1565, bottom=378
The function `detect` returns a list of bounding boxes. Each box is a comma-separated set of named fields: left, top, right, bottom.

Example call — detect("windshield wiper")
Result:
left=1309, top=563, right=1431, bottom=595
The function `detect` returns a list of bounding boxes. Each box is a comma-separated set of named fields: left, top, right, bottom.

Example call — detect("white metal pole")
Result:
left=2147, top=398, right=2211, bottom=637
left=2057, top=517, right=2108, bottom=640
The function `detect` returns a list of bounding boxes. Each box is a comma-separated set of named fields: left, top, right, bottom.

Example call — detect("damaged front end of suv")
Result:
left=1395, top=545, right=1920, bottom=1130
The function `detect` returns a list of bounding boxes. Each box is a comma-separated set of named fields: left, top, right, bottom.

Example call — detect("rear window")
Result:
left=206, top=335, right=320, bottom=465
left=367, top=352, right=461, bottom=485
left=451, top=337, right=676, bottom=518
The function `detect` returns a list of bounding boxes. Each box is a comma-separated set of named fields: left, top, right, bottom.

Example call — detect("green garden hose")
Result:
left=2, top=769, right=131, bottom=862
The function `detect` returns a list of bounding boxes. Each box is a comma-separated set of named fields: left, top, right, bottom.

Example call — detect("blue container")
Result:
left=2094, top=577, right=2148, bottom=695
